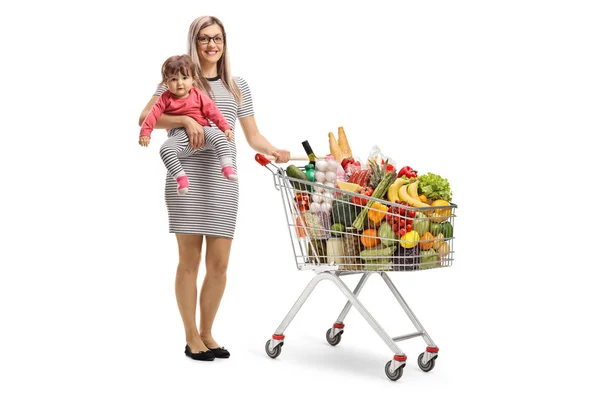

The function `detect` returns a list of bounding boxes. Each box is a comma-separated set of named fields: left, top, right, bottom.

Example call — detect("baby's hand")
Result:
left=224, top=129, right=233, bottom=141
left=139, top=136, right=150, bottom=147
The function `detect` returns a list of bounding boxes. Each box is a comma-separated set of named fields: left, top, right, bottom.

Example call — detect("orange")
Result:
left=419, top=232, right=435, bottom=250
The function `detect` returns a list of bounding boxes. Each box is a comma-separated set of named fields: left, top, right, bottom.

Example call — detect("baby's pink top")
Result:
left=140, top=87, right=231, bottom=137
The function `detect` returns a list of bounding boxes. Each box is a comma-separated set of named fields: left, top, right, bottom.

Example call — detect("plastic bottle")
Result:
left=304, top=163, right=315, bottom=182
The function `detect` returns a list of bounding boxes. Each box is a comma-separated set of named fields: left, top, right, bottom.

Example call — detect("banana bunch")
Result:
left=386, top=177, right=411, bottom=203
left=387, top=179, right=430, bottom=209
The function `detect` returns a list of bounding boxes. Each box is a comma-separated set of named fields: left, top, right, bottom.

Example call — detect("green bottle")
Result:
left=305, top=163, right=316, bottom=182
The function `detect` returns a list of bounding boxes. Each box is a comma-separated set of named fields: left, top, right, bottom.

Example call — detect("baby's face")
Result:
left=166, top=72, right=194, bottom=98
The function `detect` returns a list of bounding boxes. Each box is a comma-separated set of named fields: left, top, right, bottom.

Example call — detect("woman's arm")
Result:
left=239, top=115, right=290, bottom=162
left=138, top=96, right=205, bottom=148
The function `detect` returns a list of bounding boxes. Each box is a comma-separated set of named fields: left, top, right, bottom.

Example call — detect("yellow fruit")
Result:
left=432, top=233, right=445, bottom=250
left=387, top=178, right=410, bottom=203
left=407, top=181, right=421, bottom=201
left=419, top=194, right=428, bottom=203
left=437, top=242, right=451, bottom=258
left=399, top=230, right=420, bottom=249
left=430, top=199, right=451, bottom=223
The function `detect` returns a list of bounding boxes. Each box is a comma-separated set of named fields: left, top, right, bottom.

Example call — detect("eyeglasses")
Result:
left=196, top=35, right=224, bottom=45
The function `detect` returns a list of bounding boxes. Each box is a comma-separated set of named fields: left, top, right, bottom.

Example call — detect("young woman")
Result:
left=138, top=16, right=290, bottom=361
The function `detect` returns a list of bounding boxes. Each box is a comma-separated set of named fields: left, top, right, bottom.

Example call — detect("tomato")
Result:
left=407, top=210, right=416, bottom=218
left=406, top=224, right=413, bottom=232
left=399, top=228, right=406, bottom=237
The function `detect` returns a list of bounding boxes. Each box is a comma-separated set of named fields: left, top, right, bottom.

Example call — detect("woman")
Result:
left=138, top=16, right=290, bottom=361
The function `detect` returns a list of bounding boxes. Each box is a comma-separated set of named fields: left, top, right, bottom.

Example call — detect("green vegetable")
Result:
left=430, top=222, right=442, bottom=236
left=418, top=173, right=452, bottom=202
left=331, top=195, right=359, bottom=226
left=286, top=165, right=310, bottom=191
left=440, top=221, right=453, bottom=238
left=419, top=249, right=438, bottom=269
left=360, top=245, right=397, bottom=260
left=331, top=223, right=345, bottom=237
left=352, top=171, right=396, bottom=230
left=378, top=222, right=397, bottom=247
left=363, top=259, right=392, bottom=271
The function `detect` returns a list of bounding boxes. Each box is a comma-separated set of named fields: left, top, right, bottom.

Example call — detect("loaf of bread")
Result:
left=328, top=132, right=343, bottom=162
left=337, top=126, right=352, bottom=159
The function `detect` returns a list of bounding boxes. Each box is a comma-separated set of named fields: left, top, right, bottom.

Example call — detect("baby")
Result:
left=139, top=55, right=237, bottom=195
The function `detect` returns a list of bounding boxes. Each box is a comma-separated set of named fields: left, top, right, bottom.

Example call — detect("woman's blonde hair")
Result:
left=187, top=16, right=242, bottom=104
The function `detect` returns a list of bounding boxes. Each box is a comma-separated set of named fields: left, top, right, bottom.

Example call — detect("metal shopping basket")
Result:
left=255, top=153, right=457, bottom=381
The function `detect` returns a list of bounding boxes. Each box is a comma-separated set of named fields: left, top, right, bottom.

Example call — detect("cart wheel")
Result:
left=418, top=352, right=436, bottom=372
left=326, top=328, right=343, bottom=346
left=384, top=360, right=404, bottom=381
left=265, top=340, right=283, bottom=359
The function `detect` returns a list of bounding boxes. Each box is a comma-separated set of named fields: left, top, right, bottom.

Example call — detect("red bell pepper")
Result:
left=295, top=193, right=311, bottom=212
left=341, top=157, right=355, bottom=170
left=398, top=166, right=418, bottom=179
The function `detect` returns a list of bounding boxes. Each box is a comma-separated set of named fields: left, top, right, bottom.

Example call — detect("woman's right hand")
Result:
left=183, top=117, right=205, bottom=149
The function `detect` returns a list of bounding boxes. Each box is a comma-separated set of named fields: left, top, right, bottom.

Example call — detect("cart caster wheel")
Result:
left=326, top=328, right=343, bottom=346
left=385, top=360, right=404, bottom=381
left=418, top=352, right=436, bottom=372
left=265, top=340, right=283, bottom=359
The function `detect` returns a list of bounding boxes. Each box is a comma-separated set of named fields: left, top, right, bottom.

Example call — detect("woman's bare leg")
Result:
left=199, top=236, right=232, bottom=348
left=175, top=233, right=209, bottom=353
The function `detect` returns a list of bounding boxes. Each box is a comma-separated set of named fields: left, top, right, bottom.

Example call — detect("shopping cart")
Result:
left=255, top=154, right=457, bottom=381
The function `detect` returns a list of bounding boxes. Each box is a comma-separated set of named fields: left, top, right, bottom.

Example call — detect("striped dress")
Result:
left=153, top=77, right=254, bottom=238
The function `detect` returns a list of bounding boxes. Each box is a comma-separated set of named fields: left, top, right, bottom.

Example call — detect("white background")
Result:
left=1, top=0, right=598, bottom=398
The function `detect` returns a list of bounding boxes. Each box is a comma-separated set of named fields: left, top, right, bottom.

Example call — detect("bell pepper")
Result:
left=295, top=193, right=311, bottom=212
left=380, top=159, right=396, bottom=174
left=398, top=166, right=418, bottom=179
left=341, top=157, right=355, bottom=170
left=368, top=201, right=389, bottom=224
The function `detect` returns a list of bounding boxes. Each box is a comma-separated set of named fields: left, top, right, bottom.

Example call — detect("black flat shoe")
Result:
left=208, top=346, right=230, bottom=358
left=185, top=344, right=215, bottom=361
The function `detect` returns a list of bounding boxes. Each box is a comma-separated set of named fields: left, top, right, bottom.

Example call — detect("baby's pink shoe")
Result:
left=222, top=166, right=238, bottom=182
left=176, top=175, right=189, bottom=195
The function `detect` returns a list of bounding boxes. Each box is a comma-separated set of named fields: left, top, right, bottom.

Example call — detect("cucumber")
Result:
left=286, top=165, right=310, bottom=191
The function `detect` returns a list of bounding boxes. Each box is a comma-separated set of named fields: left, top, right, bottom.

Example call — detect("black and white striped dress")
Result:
left=153, top=77, right=253, bottom=238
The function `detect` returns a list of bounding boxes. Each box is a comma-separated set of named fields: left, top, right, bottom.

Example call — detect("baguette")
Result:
left=337, top=126, right=352, bottom=159
left=328, top=132, right=343, bottom=162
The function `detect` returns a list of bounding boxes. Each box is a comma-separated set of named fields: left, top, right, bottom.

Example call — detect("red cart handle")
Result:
left=255, top=153, right=271, bottom=166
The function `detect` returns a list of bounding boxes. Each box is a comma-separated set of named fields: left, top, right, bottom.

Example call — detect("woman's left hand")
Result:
left=270, top=149, right=290, bottom=163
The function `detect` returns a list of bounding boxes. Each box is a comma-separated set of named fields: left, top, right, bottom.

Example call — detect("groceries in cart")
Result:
left=283, top=127, right=456, bottom=272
